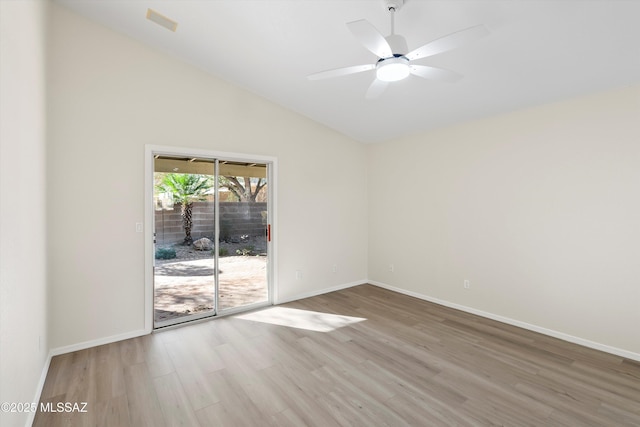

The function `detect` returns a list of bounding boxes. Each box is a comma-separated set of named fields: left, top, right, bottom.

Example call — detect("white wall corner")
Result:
left=49, top=329, right=148, bottom=357
left=275, top=280, right=368, bottom=305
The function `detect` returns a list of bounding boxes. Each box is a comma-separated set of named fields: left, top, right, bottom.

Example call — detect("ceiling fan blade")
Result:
left=405, top=24, right=490, bottom=61
left=347, top=19, right=393, bottom=58
left=409, top=65, right=462, bottom=83
left=307, top=64, right=375, bottom=80
left=365, top=78, right=389, bottom=100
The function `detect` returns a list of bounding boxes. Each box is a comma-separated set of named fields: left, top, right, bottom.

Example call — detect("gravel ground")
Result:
left=155, top=237, right=267, bottom=265
left=153, top=249, right=268, bottom=323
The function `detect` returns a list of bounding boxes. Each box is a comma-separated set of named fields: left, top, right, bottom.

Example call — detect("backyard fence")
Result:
left=155, top=201, right=267, bottom=246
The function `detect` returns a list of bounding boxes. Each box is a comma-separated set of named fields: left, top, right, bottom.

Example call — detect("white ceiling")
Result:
left=54, top=0, right=640, bottom=143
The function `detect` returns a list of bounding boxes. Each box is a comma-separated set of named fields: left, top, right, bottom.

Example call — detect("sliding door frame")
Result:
left=144, top=144, right=277, bottom=333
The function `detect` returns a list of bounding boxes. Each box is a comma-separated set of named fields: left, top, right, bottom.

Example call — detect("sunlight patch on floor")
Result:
left=236, top=307, right=366, bottom=332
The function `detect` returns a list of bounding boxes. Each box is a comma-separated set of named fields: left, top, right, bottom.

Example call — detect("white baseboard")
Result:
left=275, top=280, right=367, bottom=305
left=368, top=280, right=640, bottom=362
left=29, top=278, right=637, bottom=427
left=48, top=280, right=367, bottom=358
left=25, top=352, right=53, bottom=427
left=26, top=329, right=147, bottom=426
left=49, top=328, right=148, bottom=357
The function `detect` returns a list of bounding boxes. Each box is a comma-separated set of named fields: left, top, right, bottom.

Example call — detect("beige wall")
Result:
left=368, top=84, right=640, bottom=355
left=47, top=4, right=368, bottom=349
left=0, top=1, right=49, bottom=426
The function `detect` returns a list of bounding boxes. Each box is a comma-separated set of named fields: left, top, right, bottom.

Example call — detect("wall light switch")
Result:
left=136, top=222, right=143, bottom=233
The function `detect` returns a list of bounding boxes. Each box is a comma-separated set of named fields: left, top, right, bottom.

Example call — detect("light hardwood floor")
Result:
left=34, top=285, right=640, bottom=426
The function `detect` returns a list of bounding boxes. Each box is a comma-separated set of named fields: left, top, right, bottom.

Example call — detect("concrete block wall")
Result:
left=155, top=202, right=267, bottom=246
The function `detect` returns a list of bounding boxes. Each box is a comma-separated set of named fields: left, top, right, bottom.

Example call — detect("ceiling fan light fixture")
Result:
left=376, top=56, right=410, bottom=82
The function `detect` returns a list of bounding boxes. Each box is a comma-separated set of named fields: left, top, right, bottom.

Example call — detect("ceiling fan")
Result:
left=307, top=0, right=490, bottom=99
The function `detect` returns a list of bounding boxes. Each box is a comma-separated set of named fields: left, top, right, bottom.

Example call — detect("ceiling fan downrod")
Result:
left=389, top=6, right=396, bottom=35
left=383, top=0, right=407, bottom=56
left=385, top=0, right=404, bottom=34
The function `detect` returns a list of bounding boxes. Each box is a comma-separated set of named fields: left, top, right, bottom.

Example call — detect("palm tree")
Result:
left=156, top=173, right=212, bottom=245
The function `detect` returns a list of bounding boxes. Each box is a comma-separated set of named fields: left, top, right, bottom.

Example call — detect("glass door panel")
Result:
left=217, top=162, right=269, bottom=311
left=153, top=157, right=216, bottom=327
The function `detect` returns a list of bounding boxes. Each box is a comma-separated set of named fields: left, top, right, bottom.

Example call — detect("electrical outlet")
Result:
left=464, top=280, right=470, bottom=289
left=389, top=264, right=395, bottom=272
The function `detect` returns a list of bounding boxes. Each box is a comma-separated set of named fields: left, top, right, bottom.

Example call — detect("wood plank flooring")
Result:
left=34, top=284, right=640, bottom=426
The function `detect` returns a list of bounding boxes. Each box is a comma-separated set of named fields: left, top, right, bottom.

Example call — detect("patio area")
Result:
left=154, top=245, right=268, bottom=322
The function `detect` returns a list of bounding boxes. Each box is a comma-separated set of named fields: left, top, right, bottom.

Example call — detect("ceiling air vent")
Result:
left=146, top=9, right=178, bottom=32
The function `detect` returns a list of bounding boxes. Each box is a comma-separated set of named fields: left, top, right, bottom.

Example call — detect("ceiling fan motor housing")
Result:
left=385, top=34, right=408, bottom=56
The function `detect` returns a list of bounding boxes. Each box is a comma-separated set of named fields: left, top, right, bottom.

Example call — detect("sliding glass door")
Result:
left=217, top=162, right=269, bottom=311
left=152, top=153, right=271, bottom=328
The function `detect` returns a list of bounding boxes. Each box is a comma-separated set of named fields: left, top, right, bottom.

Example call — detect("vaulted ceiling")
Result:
left=54, top=0, right=640, bottom=143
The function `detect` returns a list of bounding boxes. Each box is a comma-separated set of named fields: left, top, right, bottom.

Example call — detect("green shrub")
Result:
left=155, top=247, right=177, bottom=260
left=211, top=247, right=229, bottom=257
